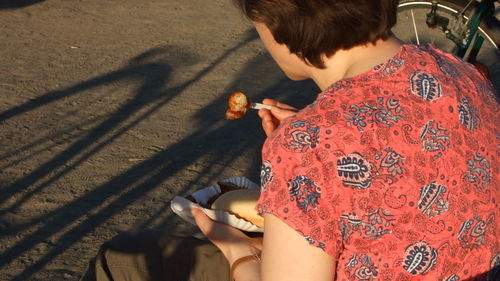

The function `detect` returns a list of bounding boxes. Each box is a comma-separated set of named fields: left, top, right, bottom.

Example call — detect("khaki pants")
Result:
left=80, top=229, right=231, bottom=281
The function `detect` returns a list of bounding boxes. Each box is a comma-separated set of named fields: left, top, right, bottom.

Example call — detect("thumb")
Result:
left=191, top=208, right=220, bottom=239
left=192, top=209, right=210, bottom=229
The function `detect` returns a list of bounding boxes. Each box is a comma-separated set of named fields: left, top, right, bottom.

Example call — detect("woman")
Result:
left=193, top=0, right=499, bottom=280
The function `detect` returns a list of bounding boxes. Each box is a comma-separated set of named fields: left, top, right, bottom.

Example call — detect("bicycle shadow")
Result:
left=0, top=0, right=44, bottom=9
left=138, top=50, right=319, bottom=231
left=76, top=40, right=318, bottom=281
left=0, top=28, right=318, bottom=281
left=0, top=30, right=253, bottom=280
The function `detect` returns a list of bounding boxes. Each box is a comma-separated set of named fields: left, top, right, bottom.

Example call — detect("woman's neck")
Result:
left=309, top=36, right=403, bottom=91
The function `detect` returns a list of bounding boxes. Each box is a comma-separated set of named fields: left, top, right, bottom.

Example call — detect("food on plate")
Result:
left=199, top=181, right=241, bottom=207
left=185, top=194, right=197, bottom=203
left=185, top=181, right=245, bottom=208
left=218, top=181, right=243, bottom=193
left=211, top=189, right=263, bottom=227
left=225, top=91, right=250, bottom=119
left=183, top=180, right=263, bottom=228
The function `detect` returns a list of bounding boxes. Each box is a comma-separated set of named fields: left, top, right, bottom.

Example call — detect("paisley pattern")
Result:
left=378, top=147, right=405, bottom=177
left=420, top=120, right=450, bottom=158
left=343, top=97, right=402, bottom=132
left=373, top=58, right=404, bottom=74
left=418, top=182, right=449, bottom=217
left=337, top=153, right=372, bottom=189
left=425, top=45, right=462, bottom=79
left=458, top=97, right=479, bottom=131
left=339, top=209, right=394, bottom=241
left=282, top=120, right=320, bottom=152
left=443, top=275, right=460, bottom=281
left=457, top=215, right=490, bottom=248
left=402, top=241, right=438, bottom=275
left=260, top=160, right=273, bottom=192
left=464, top=152, right=491, bottom=191
left=345, top=254, right=379, bottom=280
left=409, top=70, right=442, bottom=102
left=256, top=44, right=498, bottom=280
left=327, top=80, right=353, bottom=93
left=287, top=175, right=321, bottom=213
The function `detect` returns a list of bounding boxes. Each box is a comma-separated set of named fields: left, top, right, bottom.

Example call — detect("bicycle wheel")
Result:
left=393, top=0, right=500, bottom=91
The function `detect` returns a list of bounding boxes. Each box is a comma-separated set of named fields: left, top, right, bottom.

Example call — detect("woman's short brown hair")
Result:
left=234, top=0, right=399, bottom=68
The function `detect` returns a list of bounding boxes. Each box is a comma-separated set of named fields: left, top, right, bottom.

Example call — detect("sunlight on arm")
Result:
left=261, top=213, right=337, bottom=281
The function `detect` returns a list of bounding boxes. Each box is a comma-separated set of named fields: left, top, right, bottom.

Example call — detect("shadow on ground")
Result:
left=0, top=0, right=44, bottom=9
left=0, top=29, right=318, bottom=281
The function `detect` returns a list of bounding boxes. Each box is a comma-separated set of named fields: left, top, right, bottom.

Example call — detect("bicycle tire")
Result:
left=395, top=0, right=499, bottom=53
left=394, top=0, right=500, bottom=90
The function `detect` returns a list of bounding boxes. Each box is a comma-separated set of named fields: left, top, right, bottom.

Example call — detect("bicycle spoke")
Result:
left=394, top=0, right=499, bottom=79
left=411, top=9, right=420, bottom=45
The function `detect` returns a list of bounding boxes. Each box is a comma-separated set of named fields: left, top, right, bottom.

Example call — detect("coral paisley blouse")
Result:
left=256, top=44, right=499, bottom=281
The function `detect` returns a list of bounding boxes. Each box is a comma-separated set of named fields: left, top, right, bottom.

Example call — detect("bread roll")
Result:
left=211, top=189, right=264, bottom=228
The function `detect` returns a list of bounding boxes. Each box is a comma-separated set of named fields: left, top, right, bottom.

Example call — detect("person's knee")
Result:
left=101, top=229, right=163, bottom=267
left=88, top=229, right=164, bottom=281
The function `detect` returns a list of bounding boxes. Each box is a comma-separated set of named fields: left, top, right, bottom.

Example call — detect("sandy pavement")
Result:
left=0, top=1, right=318, bottom=280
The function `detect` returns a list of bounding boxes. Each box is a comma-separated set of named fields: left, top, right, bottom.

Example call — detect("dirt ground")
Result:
left=1, top=1, right=499, bottom=281
left=0, top=1, right=318, bottom=280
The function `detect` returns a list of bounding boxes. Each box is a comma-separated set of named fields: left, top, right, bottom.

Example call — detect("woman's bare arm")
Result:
left=260, top=213, right=336, bottom=281
left=192, top=209, right=336, bottom=281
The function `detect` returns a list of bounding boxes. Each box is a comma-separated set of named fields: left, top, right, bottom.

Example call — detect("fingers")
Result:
left=191, top=207, right=204, bottom=218
left=270, top=106, right=297, bottom=121
left=191, top=208, right=239, bottom=242
left=262, top=98, right=298, bottom=111
left=276, top=102, right=298, bottom=111
left=260, top=105, right=296, bottom=123
left=191, top=208, right=257, bottom=263
left=259, top=99, right=298, bottom=136
left=191, top=208, right=214, bottom=237
left=258, top=108, right=278, bottom=136
left=261, top=98, right=278, bottom=106
left=261, top=117, right=277, bottom=136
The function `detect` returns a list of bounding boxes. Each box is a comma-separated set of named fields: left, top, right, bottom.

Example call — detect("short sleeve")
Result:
left=256, top=110, right=346, bottom=258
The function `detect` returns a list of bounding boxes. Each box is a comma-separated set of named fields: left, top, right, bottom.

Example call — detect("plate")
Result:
left=170, top=177, right=263, bottom=232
